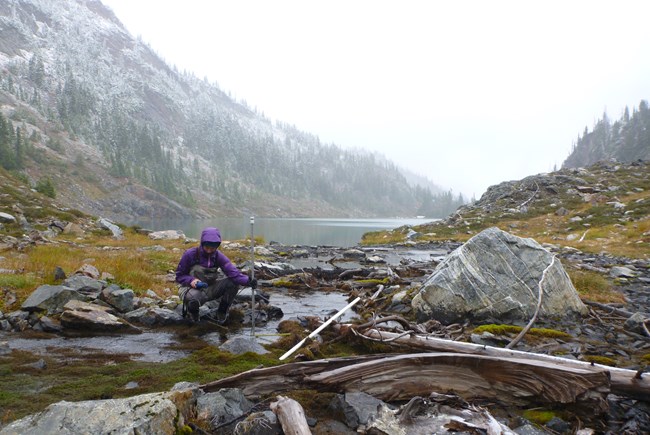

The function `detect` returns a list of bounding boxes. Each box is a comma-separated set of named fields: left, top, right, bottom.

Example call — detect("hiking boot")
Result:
left=215, top=310, right=229, bottom=325
left=187, top=299, right=200, bottom=323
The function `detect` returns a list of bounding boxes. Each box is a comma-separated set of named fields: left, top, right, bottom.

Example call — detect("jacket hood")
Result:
left=200, top=227, right=222, bottom=244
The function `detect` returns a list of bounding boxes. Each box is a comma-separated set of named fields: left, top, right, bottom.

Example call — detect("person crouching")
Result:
left=175, top=226, right=256, bottom=324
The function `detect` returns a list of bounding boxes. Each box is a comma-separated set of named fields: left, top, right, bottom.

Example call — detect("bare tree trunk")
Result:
left=202, top=352, right=609, bottom=410
left=270, top=395, right=311, bottom=435
left=360, top=329, right=650, bottom=401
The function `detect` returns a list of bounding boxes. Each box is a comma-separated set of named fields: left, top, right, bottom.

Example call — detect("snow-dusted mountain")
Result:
left=0, top=0, right=443, bottom=221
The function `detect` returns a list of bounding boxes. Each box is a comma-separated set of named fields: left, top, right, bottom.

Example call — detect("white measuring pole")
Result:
left=279, top=297, right=361, bottom=361
left=250, top=216, right=255, bottom=337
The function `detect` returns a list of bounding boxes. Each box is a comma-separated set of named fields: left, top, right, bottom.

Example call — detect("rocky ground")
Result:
left=1, top=230, right=650, bottom=433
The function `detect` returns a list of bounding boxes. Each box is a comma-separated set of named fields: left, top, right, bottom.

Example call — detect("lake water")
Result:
left=135, top=217, right=436, bottom=247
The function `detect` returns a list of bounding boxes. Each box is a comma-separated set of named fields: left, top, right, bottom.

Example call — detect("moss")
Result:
left=521, top=409, right=557, bottom=425
left=472, top=324, right=572, bottom=340
left=583, top=355, right=617, bottom=367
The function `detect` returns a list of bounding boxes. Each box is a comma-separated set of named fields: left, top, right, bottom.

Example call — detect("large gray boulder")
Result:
left=59, top=300, right=140, bottom=333
left=412, top=227, right=587, bottom=324
left=0, top=391, right=189, bottom=435
left=21, top=285, right=87, bottom=315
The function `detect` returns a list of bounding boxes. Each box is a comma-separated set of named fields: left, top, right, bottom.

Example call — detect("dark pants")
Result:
left=180, top=265, right=239, bottom=313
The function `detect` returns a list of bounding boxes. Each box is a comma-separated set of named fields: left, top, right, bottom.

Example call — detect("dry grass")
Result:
left=568, top=269, right=626, bottom=304
left=0, top=228, right=253, bottom=310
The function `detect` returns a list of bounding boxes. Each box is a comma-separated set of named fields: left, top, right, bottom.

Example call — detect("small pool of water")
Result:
left=0, top=290, right=358, bottom=363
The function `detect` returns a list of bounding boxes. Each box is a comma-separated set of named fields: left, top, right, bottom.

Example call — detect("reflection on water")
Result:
left=0, top=290, right=359, bottom=363
left=130, top=217, right=437, bottom=247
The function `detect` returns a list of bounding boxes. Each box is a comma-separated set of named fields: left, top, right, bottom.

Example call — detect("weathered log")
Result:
left=360, top=329, right=650, bottom=401
left=270, top=395, right=311, bottom=435
left=202, top=352, right=609, bottom=410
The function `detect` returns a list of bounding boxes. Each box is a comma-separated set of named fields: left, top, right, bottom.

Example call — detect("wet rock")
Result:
left=60, top=300, right=140, bottom=333
left=196, top=388, right=253, bottom=431
left=21, top=285, right=87, bottom=315
left=412, top=227, right=587, bottom=324
left=38, top=315, right=63, bottom=333
left=329, top=392, right=387, bottom=428
left=219, top=336, right=270, bottom=355
left=343, top=249, right=365, bottom=259
left=0, top=391, right=189, bottom=435
left=123, top=307, right=184, bottom=326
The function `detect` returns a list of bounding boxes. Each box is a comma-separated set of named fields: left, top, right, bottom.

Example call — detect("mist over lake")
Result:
left=133, top=217, right=436, bottom=247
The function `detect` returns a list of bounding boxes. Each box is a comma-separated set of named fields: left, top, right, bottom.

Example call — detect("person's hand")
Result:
left=248, top=278, right=258, bottom=289
left=191, top=279, right=208, bottom=289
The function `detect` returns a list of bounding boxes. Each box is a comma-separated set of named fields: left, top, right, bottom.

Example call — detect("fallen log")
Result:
left=270, top=395, right=311, bottom=435
left=202, top=352, right=609, bottom=410
left=359, top=329, right=650, bottom=401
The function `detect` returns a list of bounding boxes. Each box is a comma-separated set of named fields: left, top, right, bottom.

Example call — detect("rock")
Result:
left=74, top=264, right=100, bottom=279
left=148, top=230, right=185, bottom=240
left=196, top=388, right=254, bottom=430
left=21, top=285, right=87, bottom=315
left=623, top=312, right=648, bottom=335
left=62, top=275, right=103, bottom=295
left=100, top=287, right=135, bottom=313
left=62, top=222, right=84, bottom=235
left=0, top=391, right=190, bottom=435
left=97, top=217, right=124, bottom=239
left=123, top=307, right=184, bottom=326
left=412, top=227, right=587, bottom=324
left=219, top=336, right=270, bottom=355
left=53, top=266, right=66, bottom=281
left=343, top=249, right=365, bottom=259
left=60, top=300, right=140, bottom=333
left=0, top=212, right=16, bottom=223
left=38, top=316, right=63, bottom=333
left=610, top=266, right=637, bottom=279
left=23, top=358, right=47, bottom=370
left=329, top=392, right=387, bottom=428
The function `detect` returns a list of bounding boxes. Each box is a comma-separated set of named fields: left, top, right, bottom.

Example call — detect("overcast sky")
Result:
left=102, top=0, right=650, bottom=199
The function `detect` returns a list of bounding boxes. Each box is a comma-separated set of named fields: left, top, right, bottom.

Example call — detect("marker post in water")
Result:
left=279, top=296, right=361, bottom=361
left=250, top=216, right=255, bottom=337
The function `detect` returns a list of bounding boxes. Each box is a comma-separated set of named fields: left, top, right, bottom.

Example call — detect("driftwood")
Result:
left=359, top=329, right=650, bottom=401
left=270, top=395, right=311, bottom=435
left=202, top=352, right=609, bottom=410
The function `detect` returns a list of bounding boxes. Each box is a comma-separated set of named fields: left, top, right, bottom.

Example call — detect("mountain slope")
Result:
left=0, top=0, right=446, bottom=222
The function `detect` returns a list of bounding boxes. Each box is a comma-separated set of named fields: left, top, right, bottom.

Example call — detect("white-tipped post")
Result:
left=279, top=297, right=361, bottom=361
left=250, top=216, right=255, bottom=337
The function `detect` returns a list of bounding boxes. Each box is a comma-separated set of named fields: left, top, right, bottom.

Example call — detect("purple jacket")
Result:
left=175, top=227, right=249, bottom=287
